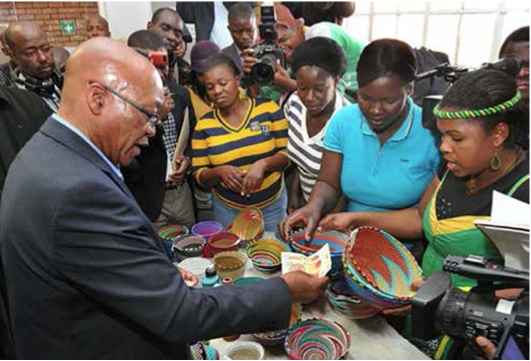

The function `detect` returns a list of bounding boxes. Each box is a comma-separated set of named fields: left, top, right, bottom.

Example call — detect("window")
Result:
left=342, top=1, right=530, bottom=66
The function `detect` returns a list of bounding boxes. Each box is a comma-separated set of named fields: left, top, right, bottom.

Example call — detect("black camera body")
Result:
left=250, top=4, right=286, bottom=85
left=412, top=255, right=529, bottom=359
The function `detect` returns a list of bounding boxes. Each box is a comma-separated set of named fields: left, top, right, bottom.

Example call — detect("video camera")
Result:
left=412, top=255, right=529, bottom=360
left=250, top=3, right=286, bottom=85
left=418, top=56, right=524, bottom=133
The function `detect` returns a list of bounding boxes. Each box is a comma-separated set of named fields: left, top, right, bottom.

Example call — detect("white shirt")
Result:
left=210, top=2, right=233, bottom=50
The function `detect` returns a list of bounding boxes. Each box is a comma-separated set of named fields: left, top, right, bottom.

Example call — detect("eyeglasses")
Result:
left=88, top=81, right=162, bottom=127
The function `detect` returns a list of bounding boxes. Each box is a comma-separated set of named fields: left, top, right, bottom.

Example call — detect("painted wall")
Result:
left=99, top=1, right=152, bottom=43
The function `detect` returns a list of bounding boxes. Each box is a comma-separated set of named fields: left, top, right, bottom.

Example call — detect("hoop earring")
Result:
left=489, top=151, right=502, bottom=171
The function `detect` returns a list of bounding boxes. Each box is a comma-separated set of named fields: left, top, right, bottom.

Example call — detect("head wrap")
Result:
left=274, top=4, right=300, bottom=30
left=191, top=41, right=221, bottom=72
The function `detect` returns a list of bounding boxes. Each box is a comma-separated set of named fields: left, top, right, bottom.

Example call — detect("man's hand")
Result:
left=158, top=88, right=175, bottom=120
left=474, top=337, right=496, bottom=360
left=216, top=165, right=246, bottom=193
left=241, top=48, right=257, bottom=75
left=178, top=267, right=198, bottom=287
left=168, top=155, right=190, bottom=186
left=241, top=160, right=266, bottom=196
left=281, top=271, right=329, bottom=304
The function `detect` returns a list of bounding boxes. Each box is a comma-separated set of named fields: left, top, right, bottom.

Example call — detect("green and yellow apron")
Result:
left=413, top=172, right=529, bottom=359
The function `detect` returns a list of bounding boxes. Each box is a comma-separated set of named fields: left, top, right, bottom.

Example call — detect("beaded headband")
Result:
left=433, top=90, right=522, bottom=119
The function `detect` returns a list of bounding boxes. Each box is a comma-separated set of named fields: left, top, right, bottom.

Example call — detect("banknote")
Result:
left=281, top=244, right=331, bottom=277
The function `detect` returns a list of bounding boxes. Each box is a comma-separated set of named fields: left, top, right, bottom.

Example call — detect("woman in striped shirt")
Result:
left=285, top=37, right=349, bottom=213
left=191, top=54, right=290, bottom=232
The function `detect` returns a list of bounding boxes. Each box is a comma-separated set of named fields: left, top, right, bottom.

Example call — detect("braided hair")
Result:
left=438, top=69, right=525, bottom=148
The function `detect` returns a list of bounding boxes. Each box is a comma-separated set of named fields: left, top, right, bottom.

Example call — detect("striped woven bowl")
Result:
left=326, top=278, right=380, bottom=319
left=342, top=227, right=424, bottom=309
left=289, top=230, right=350, bottom=276
left=284, top=318, right=350, bottom=360
left=246, top=239, right=289, bottom=274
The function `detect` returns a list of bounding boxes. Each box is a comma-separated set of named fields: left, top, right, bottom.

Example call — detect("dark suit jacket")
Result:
left=0, top=117, right=292, bottom=359
left=122, top=83, right=196, bottom=221
left=222, top=43, right=243, bottom=73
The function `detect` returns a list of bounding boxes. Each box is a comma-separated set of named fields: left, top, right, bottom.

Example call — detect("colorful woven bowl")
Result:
left=191, top=221, right=223, bottom=242
left=231, top=207, right=264, bottom=245
left=246, top=239, right=289, bottom=274
left=173, top=235, right=206, bottom=261
left=342, top=227, right=424, bottom=309
left=290, top=230, right=350, bottom=276
left=213, top=251, right=247, bottom=280
left=326, top=278, right=380, bottom=320
left=159, top=224, right=189, bottom=240
left=159, top=225, right=189, bottom=261
left=205, top=232, right=240, bottom=258
left=284, top=318, right=350, bottom=360
left=253, top=303, right=302, bottom=346
left=176, top=257, right=212, bottom=285
left=225, top=341, right=265, bottom=360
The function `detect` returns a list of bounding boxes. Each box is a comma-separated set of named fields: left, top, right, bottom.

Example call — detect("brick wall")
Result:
left=0, top=2, right=99, bottom=47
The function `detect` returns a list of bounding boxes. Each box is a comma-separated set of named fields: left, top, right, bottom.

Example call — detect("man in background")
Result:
left=86, top=14, right=111, bottom=39
left=148, top=7, right=185, bottom=84
left=222, top=3, right=257, bottom=74
left=4, top=22, right=62, bottom=111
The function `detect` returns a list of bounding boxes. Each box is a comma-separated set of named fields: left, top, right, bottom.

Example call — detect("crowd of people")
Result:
left=0, top=2, right=529, bottom=359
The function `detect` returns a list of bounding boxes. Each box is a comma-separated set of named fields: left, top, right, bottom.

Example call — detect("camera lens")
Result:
left=435, top=287, right=469, bottom=337
left=251, top=52, right=277, bottom=85
left=252, top=63, right=274, bottom=85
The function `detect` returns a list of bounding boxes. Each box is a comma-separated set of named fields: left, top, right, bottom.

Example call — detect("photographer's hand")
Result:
left=474, top=337, right=496, bottom=360
left=241, top=48, right=257, bottom=75
left=273, top=60, right=297, bottom=92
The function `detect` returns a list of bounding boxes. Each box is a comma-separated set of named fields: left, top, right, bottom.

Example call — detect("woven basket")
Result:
left=246, top=238, right=288, bottom=274
left=231, top=207, right=264, bottom=244
left=289, top=229, right=350, bottom=276
left=213, top=251, right=247, bottom=280
left=252, top=303, right=301, bottom=346
left=284, top=318, right=350, bottom=360
left=342, top=227, right=423, bottom=309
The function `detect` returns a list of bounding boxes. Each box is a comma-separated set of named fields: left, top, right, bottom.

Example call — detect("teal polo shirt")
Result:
left=323, top=97, right=440, bottom=213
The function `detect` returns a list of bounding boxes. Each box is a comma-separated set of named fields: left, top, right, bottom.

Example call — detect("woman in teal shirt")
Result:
left=281, top=39, right=439, bottom=247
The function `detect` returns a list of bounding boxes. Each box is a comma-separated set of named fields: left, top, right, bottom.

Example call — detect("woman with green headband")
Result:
left=320, top=69, right=528, bottom=288
left=321, top=68, right=527, bottom=360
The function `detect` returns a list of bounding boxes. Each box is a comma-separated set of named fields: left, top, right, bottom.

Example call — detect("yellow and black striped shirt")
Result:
left=192, top=97, right=288, bottom=210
